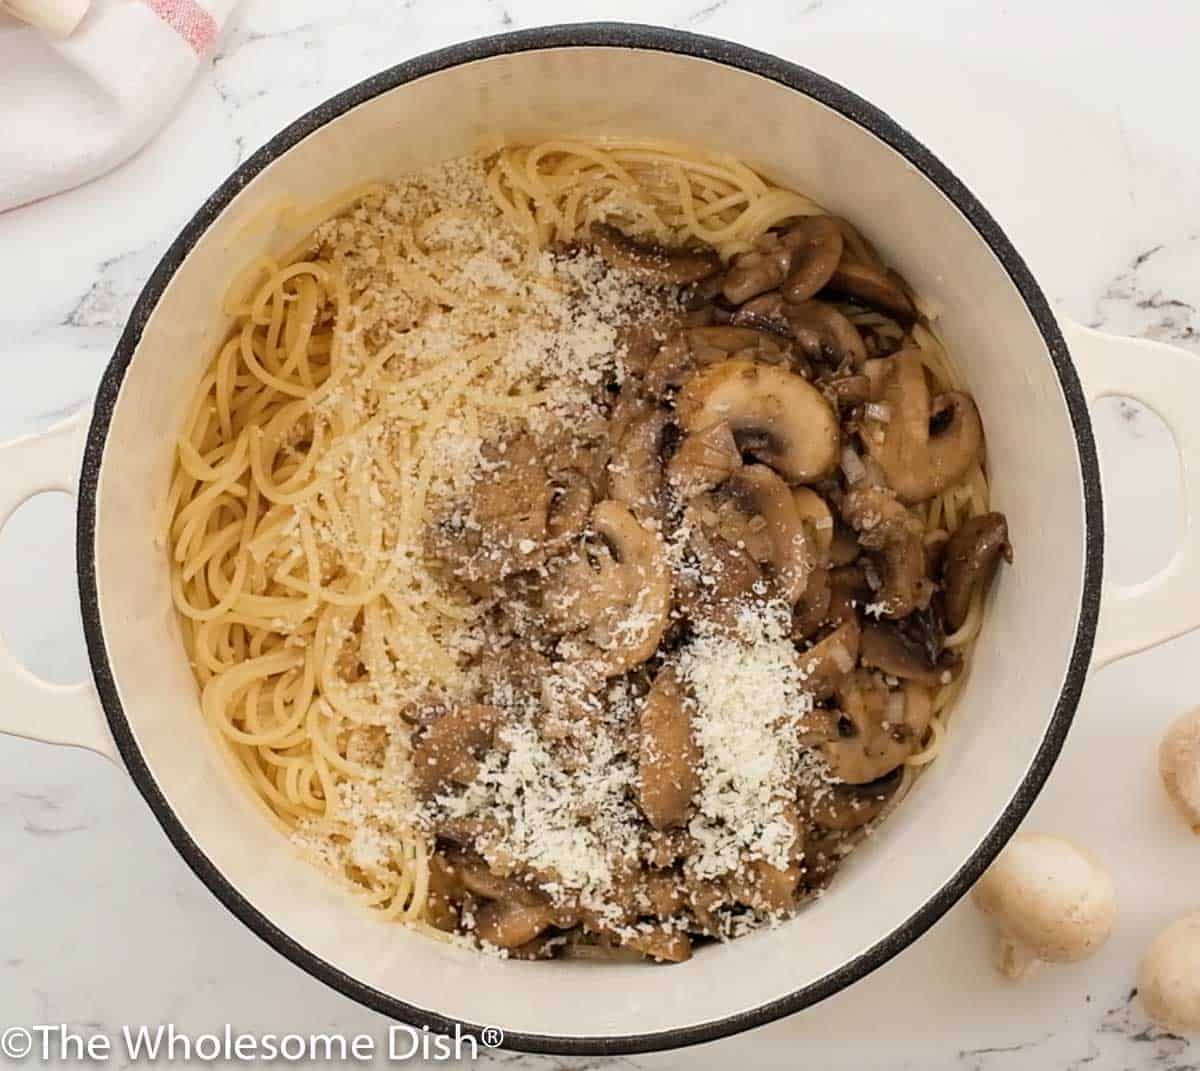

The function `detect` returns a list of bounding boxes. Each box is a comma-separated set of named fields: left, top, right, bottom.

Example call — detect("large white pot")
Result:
left=4, top=23, right=1200, bottom=1056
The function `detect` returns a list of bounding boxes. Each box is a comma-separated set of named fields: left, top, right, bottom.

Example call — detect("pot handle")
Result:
left=1063, top=318, right=1200, bottom=669
left=0, top=408, right=117, bottom=762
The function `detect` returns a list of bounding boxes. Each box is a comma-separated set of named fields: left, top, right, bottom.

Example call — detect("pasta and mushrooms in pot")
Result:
left=167, top=144, right=1011, bottom=965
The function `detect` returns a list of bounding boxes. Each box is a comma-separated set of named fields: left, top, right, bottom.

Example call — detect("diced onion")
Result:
left=865, top=402, right=892, bottom=423
left=830, top=642, right=854, bottom=674
left=840, top=446, right=867, bottom=486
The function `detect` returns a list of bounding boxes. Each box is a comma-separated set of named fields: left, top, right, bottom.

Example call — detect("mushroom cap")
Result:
left=796, top=616, right=861, bottom=701
left=781, top=300, right=868, bottom=369
left=722, top=237, right=793, bottom=305
left=942, top=512, right=1011, bottom=632
left=841, top=486, right=931, bottom=618
left=820, top=669, right=926, bottom=783
left=676, top=358, right=839, bottom=484
left=724, top=464, right=814, bottom=604
left=547, top=500, right=672, bottom=676
left=667, top=420, right=742, bottom=499
left=780, top=216, right=845, bottom=304
left=827, top=258, right=916, bottom=321
left=860, top=619, right=959, bottom=687
left=607, top=405, right=671, bottom=523
left=972, top=833, right=1116, bottom=967
left=637, top=668, right=701, bottom=832
left=589, top=223, right=721, bottom=285
left=1159, top=707, right=1200, bottom=832
left=803, top=770, right=901, bottom=832
left=863, top=350, right=984, bottom=505
left=1138, top=912, right=1200, bottom=1036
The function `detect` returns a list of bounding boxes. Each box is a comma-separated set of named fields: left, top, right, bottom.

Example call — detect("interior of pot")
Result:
left=90, top=43, right=1089, bottom=1041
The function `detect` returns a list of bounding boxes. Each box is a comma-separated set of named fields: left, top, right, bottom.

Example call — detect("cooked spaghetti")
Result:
left=165, top=141, right=1010, bottom=960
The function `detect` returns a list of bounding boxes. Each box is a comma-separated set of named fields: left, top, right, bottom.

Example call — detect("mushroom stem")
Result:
left=995, top=934, right=1039, bottom=979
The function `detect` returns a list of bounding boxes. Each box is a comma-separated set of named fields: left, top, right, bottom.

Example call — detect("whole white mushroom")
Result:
left=1159, top=707, right=1200, bottom=832
left=972, top=833, right=1116, bottom=978
left=1138, top=912, right=1200, bottom=1036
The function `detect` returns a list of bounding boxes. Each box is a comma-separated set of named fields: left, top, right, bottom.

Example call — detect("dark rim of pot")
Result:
left=76, top=21, right=1102, bottom=1058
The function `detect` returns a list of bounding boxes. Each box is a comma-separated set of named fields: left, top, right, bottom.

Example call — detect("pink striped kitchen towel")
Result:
left=0, top=0, right=238, bottom=213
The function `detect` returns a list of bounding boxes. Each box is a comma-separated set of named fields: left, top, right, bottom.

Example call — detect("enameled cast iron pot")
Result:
left=4, top=23, right=1200, bottom=1057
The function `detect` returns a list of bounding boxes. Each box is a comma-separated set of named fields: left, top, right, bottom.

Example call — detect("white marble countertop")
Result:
left=3, top=2, right=1200, bottom=1068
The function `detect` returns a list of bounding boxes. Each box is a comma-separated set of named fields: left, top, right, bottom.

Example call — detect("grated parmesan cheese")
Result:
left=677, top=602, right=822, bottom=879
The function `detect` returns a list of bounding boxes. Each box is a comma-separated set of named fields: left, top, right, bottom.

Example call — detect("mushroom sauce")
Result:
left=414, top=211, right=1012, bottom=961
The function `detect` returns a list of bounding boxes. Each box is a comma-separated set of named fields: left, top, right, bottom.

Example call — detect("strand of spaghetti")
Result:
left=171, top=434, right=251, bottom=560
left=201, top=649, right=305, bottom=729
left=525, top=141, right=639, bottom=188
left=907, top=714, right=946, bottom=766
left=239, top=320, right=311, bottom=399
left=306, top=705, right=341, bottom=816
left=237, top=745, right=313, bottom=819
left=309, top=704, right=380, bottom=781
left=610, top=148, right=757, bottom=189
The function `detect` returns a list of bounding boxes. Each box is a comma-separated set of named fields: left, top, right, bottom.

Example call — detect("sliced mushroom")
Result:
left=687, top=325, right=798, bottom=369
left=474, top=899, right=559, bottom=949
left=841, top=487, right=932, bottom=618
left=723, top=464, right=814, bottom=603
left=780, top=217, right=845, bottom=304
left=589, top=223, right=720, bottom=286
left=796, top=615, right=861, bottom=700
left=727, top=859, right=802, bottom=914
left=618, top=319, right=678, bottom=375
left=822, top=372, right=873, bottom=407
left=730, top=291, right=792, bottom=334
left=860, top=620, right=960, bottom=686
left=791, top=487, right=835, bottom=558
left=667, top=419, right=742, bottom=498
left=645, top=325, right=799, bottom=398
left=942, top=512, right=1012, bottom=631
left=546, top=470, right=594, bottom=547
left=790, top=564, right=831, bottom=641
left=781, top=300, right=868, bottom=368
left=607, top=406, right=671, bottom=523
left=547, top=500, right=672, bottom=676
left=832, top=217, right=883, bottom=269
left=410, top=704, right=501, bottom=798
left=827, top=563, right=870, bottom=624
left=681, top=501, right=763, bottom=619
left=431, top=435, right=550, bottom=586
left=441, top=849, right=542, bottom=905
left=723, top=233, right=794, bottom=304
left=622, top=926, right=692, bottom=963
left=862, top=350, right=984, bottom=504
left=637, top=870, right=687, bottom=919
left=787, top=489, right=836, bottom=638
left=822, top=671, right=932, bottom=783
left=637, top=668, right=701, bottom=832
left=828, top=522, right=862, bottom=567
left=822, top=219, right=916, bottom=320
left=722, top=216, right=844, bottom=306
left=424, top=853, right=467, bottom=932
left=827, top=258, right=916, bottom=321
left=805, top=770, right=902, bottom=831
left=676, top=358, right=839, bottom=484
